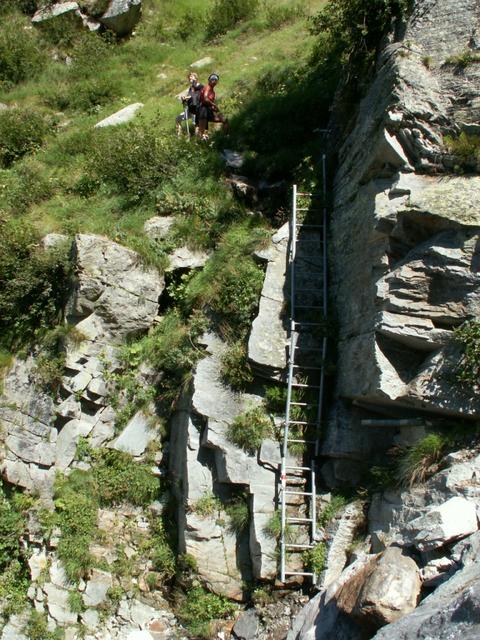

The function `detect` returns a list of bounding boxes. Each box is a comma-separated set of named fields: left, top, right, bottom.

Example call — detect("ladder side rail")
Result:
left=314, top=154, right=328, bottom=457
left=281, top=185, right=298, bottom=583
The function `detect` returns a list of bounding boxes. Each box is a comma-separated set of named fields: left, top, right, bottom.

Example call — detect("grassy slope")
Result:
left=0, top=0, right=326, bottom=244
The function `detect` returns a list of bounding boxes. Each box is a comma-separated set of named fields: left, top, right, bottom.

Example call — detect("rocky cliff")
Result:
left=291, top=0, right=480, bottom=638
left=322, top=0, right=480, bottom=486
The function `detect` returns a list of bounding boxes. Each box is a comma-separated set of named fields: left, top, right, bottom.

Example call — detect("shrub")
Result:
left=54, top=470, right=98, bottom=582
left=25, top=611, right=65, bottom=640
left=225, top=496, right=250, bottom=533
left=0, top=107, right=50, bottom=168
left=444, top=50, right=480, bottom=69
left=397, top=433, right=447, bottom=487
left=87, top=123, right=178, bottom=202
left=0, top=0, right=38, bottom=15
left=193, top=491, right=222, bottom=517
left=176, top=9, right=205, bottom=41
left=204, top=0, right=259, bottom=40
left=0, top=14, right=45, bottom=86
left=317, top=495, right=348, bottom=528
left=184, top=223, right=267, bottom=337
left=220, top=341, right=253, bottom=390
left=142, top=518, right=176, bottom=580
left=454, top=320, right=480, bottom=384
left=91, top=448, right=160, bottom=507
left=303, top=542, right=326, bottom=574
left=263, top=2, right=305, bottom=29
left=264, top=385, right=286, bottom=414
left=444, top=133, right=480, bottom=172
left=0, top=219, right=72, bottom=350
left=0, top=159, right=54, bottom=213
left=177, top=587, right=236, bottom=638
left=227, top=406, right=272, bottom=454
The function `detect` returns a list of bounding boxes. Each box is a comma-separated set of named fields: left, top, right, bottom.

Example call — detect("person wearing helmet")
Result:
left=197, top=73, right=228, bottom=141
left=175, top=71, right=203, bottom=137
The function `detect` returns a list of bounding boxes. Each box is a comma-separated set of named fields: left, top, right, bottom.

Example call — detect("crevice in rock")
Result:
left=376, top=334, right=430, bottom=384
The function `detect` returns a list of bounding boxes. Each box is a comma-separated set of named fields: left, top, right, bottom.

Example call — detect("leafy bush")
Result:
left=397, top=433, right=447, bottom=487
left=0, top=14, right=45, bottom=86
left=227, top=406, right=272, bottom=454
left=91, top=448, right=160, bottom=507
left=444, top=50, right=480, bottom=69
left=25, top=611, right=65, bottom=640
left=310, top=0, right=411, bottom=70
left=0, top=0, right=38, bottom=15
left=141, top=518, right=176, bottom=580
left=54, top=470, right=98, bottom=582
left=0, top=107, right=51, bottom=168
left=225, top=495, right=250, bottom=533
left=264, top=385, right=287, bottom=414
left=303, top=542, right=326, bottom=574
left=87, top=123, right=178, bottom=202
left=177, top=587, right=236, bottom=638
left=0, top=159, right=54, bottom=213
left=444, top=133, right=480, bottom=173
left=220, top=341, right=253, bottom=390
left=0, top=220, right=72, bottom=350
left=176, top=9, right=205, bottom=41
left=193, top=492, right=222, bottom=517
left=204, top=0, right=259, bottom=41
left=184, top=223, right=267, bottom=337
left=317, top=495, right=348, bottom=528
left=455, top=320, right=480, bottom=384
left=263, top=2, right=305, bottom=29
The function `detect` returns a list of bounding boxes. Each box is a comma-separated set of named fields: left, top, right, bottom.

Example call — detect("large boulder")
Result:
left=66, top=234, right=164, bottom=342
left=372, top=538, right=480, bottom=639
left=94, top=103, right=144, bottom=128
left=347, top=547, right=421, bottom=629
left=99, top=0, right=141, bottom=36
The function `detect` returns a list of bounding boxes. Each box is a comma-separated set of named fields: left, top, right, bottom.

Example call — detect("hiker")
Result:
left=175, top=71, right=203, bottom=137
left=197, top=73, right=228, bottom=141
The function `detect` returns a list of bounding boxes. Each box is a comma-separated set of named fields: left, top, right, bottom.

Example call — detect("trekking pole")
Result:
left=183, top=101, right=190, bottom=141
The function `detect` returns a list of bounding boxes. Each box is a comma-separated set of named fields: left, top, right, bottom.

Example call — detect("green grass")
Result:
left=227, top=406, right=273, bottom=454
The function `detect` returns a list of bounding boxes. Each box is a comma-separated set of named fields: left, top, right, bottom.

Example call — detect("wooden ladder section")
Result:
left=279, top=156, right=328, bottom=583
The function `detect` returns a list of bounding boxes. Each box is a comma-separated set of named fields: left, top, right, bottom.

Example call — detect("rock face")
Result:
left=0, top=234, right=176, bottom=637
left=369, top=450, right=480, bottom=552
left=322, top=0, right=480, bottom=483
left=248, top=223, right=289, bottom=379
left=67, top=234, right=164, bottom=342
left=170, top=333, right=280, bottom=597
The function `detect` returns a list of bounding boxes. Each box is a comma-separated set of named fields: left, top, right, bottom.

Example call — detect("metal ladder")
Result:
left=279, top=155, right=328, bottom=583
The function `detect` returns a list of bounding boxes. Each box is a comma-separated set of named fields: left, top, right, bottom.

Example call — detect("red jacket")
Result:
left=200, top=84, right=216, bottom=109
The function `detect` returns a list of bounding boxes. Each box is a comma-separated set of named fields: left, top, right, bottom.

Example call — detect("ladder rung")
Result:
left=291, top=382, right=321, bottom=389
left=292, top=364, right=322, bottom=371
left=285, top=543, right=315, bottom=549
left=296, top=191, right=321, bottom=197
left=295, top=223, right=324, bottom=227
left=285, top=465, right=311, bottom=471
left=283, top=490, right=313, bottom=496
left=289, top=402, right=318, bottom=407
left=287, top=438, right=316, bottom=444
left=284, top=571, right=315, bottom=577
left=286, top=517, right=314, bottom=523
left=288, top=420, right=318, bottom=426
